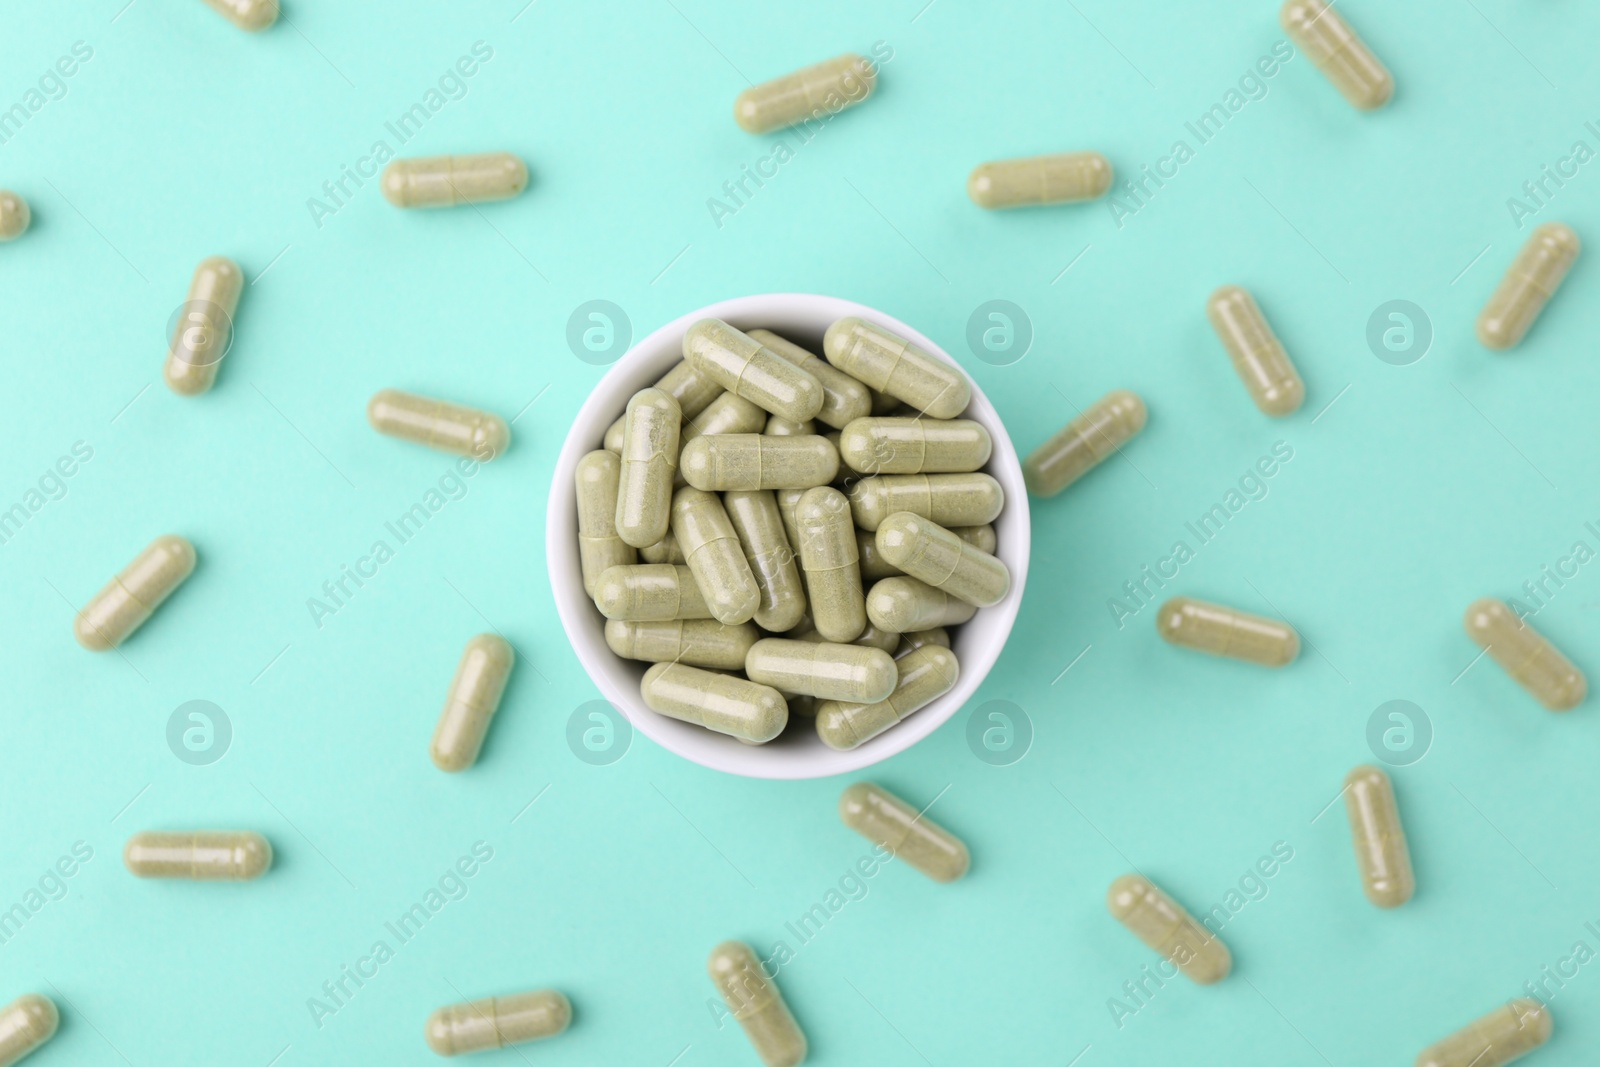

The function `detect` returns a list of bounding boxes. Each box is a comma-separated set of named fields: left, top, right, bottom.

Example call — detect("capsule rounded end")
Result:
left=681, top=319, right=723, bottom=361
left=1544, top=671, right=1587, bottom=712
left=1352, top=73, right=1395, bottom=110
left=235, top=833, right=273, bottom=879
left=1256, top=376, right=1305, bottom=417
left=966, top=165, right=999, bottom=209
left=1154, top=598, right=1194, bottom=644
left=0, top=191, right=31, bottom=240
left=1475, top=311, right=1519, bottom=350
left=1188, top=943, right=1233, bottom=984
left=838, top=782, right=873, bottom=824
left=1108, top=389, right=1149, bottom=434
left=678, top=438, right=714, bottom=489
left=707, top=939, right=755, bottom=980
left=1278, top=0, right=1328, bottom=35
left=163, top=357, right=216, bottom=396
left=1534, top=221, right=1581, bottom=258
left=817, top=706, right=861, bottom=750
left=74, top=611, right=116, bottom=651
left=1106, top=873, right=1152, bottom=919
left=10, top=995, right=58, bottom=1044
left=471, top=416, right=511, bottom=462
left=237, top=0, right=280, bottom=30
left=592, top=567, right=635, bottom=621
left=822, top=317, right=864, bottom=363
left=379, top=163, right=408, bottom=207
left=708, top=585, right=760, bottom=628
left=152, top=535, right=198, bottom=580
left=367, top=389, right=403, bottom=428
left=1462, top=597, right=1510, bottom=644
left=732, top=92, right=767, bottom=133
left=1343, top=763, right=1389, bottom=792
left=873, top=512, right=922, bottom=567
left=424, top=1008, right=457, bottom=1055
left=1206, top=284, right=1250, bottom=320
left=1364, top=877, right=1414, bottom=909
left=748, top=687, right=789, bottom=743
left=627, top=386, right=681, bottom=420
left=1513, top=998, right=1554, bottom=1044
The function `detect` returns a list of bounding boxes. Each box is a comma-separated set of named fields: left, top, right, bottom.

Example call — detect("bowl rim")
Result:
left=546, top=293, right=1031, bottom=779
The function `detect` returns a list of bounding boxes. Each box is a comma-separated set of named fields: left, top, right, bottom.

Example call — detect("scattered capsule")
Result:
left=639, top=531, right=685, bottom=565
left=895, top=628, right=949, bottom=659
left=1024, top=389, right=1148, bottom=497
left=683, top=319, right=823, bottom=423
left=839, top=781, right=969, bottom=881
left=839, top=417, right=991, bottom=475
left=164, top=256, right=244, bottom=396
left=381, top=152, right=528, bottom=208
left=425, top=989, right=571, bottom=1056
left=1156, top=597, right=1299, bottom=667
left=576, top=451, right=636, bottom=597
left=734, top=53, right=876, bottom=135
left=967, top=151, right=1113, bottom=209
left=430, top=635, right=513, bottom=772
left=368, top=389, right=510, bottom=460
left=1463, top=598, right=1586, bottom=710
left=746, top=638, right=897, bottom=703
left=724, top=490, right=807, bottom=632
left=1280, top=0, right=1393, bottom=110
left=200, top=0, right=278, bottom=30
left=824, top=317, right=970, bottom=419
left=0, top=191, right=30, bottom=241
left=1107, top=874, right=1231, bottom=983
left=749, top=328, right=873, bottom=429
left=796, top=487, right=866, bottom=642
left=1476, top=223, right=1581, bottom=350
left=1416, top=999, right=1552, bottom=1067
left=867, top=576, right=977, bottom=633
left=875, top=512, right=1009, bottom=607
left=1344, top=764, right=1414, bottom=908
left=857, top=530, right=902, bottom=581
left=74, top=535, right=197, bottom=651
left=849, top=473, right=1004, bottom=531
left=817, top=645, right=958, bottom=751
left=616, top=388, right=682, bottom=549
left=606, top=619, right=759, bottom=670
left=593, top=564, right=712, bottom=622
left=764, top=414, right=816, bottom=436
left=0, top=994, right=57, bottom=1067
left=708, top=941, right=807, bottom=1067
left=681, top=434, right=839, bottom=491
left=673, top=488, right=759, bottom=625
left=1207, top=286, right=1304, bottom=417
left=604, top=362, right=723, bottom=448
left=123, top=831, right=272, bottom=880
left=642, top=663, right=786, bottom=743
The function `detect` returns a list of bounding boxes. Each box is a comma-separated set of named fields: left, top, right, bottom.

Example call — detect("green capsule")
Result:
left=875, top=512, right=1009, bottom=607
left=430, top=634, right=514, bottom=772
left=673, top=488, right=760, bottom=625
left=381, top=152, right=527, bottom=208
left=605, top=619, right=759, bottom=670
left=164, top=256, right=243, bottom=396
left=1415, top=999, right=1551, bottom=1067
left=849, top=473, right=1004, bottom=531
left=616, top=388, right=681, bottom=548
left=424, top=989, right=571, bottom=1056
left=1157, top=597, right=1299, bottom=667
left=796, top=487, right=866, bottom=642
left=746, top=638, right=897, bottom=703
left=724, top=490, right=807, bottom=633
left=680, top=434, right=839, bottom=491
left=967, top=151, right=1113, bottom=208
left=1107, top=874, right=1231, bottom=984
left=1476, top=223, right=1581, bottom=350
left=749, top=328, right=872, bottom=429
left=683, top=319, right=823, bottom=423
left=576, top=450, right=636, bottom=597
left=764, top=414, right=817, bottom=436
left=823, top=317, right=970, bottom=419
left=593, top=564, right=712, bottom=621
left=0, top=994, right=57, bottom=1067
left=839, top=417, right=992, bottom=475
left=200, top=0, right=278, bottom=31
left=1207, top=286, right=1304, bottom=417
left=368, top=389, right=510, bottom=460
left=1280, top=0, right=1394, bottom=111
left=707, top=941, right=808, bottom=1067
left=1023, top=389, right=1148, bottom=497
left=604, top=361, right=723, bottom=450
left=838, top=781, right=969, bottom=881
left=1463, top=597, right=1586, bottom=710
left=817, top=645, right=958, bottom=751
left=681, top=392, right=769, bottom=447
left=866, top=576, right=977, bottom=634
left=895, top=628, right=949, bottom=659
left=734, top=52, right=876, bottom=135
left=641, top=663, right=786, bottom=743
left=0, top=191, right=28, bottom=241
left=123, top=831, right=272, bottom=880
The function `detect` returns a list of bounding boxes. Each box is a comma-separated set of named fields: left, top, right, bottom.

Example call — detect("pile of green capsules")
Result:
left=575, top=316, right=1010, bottom=751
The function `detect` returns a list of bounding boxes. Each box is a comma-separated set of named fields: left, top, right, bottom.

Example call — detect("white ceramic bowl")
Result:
left=547, top=294, right=1031, bottom=779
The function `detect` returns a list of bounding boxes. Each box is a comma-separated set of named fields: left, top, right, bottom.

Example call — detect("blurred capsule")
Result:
left=1463, top=598, right=1586, bottom=710
left=74, top=535, right=197, bottom=651
left=1023, top=390, right=1147, bottom=497
left=0, top=191, right=29, bottom=241
left=430, top=635, right=513, bottom=772
left=839, top=781, right=969, bottom=881
left=1344, top=764, right=1414, bottom=908
left=124, top=831, right=272, bottom=880
left=1415, top=999, right=1551, bottom=1067
left=0, top=994, right=57, bottom=1067
left=1280, top=0, right=1393, bottom=110
left=382, top=153, right=527, bottom=208
left=1477, top=223, right=1580, bottom=350
left=165, top=256, right=244, bottom=396
left=707, top=941, right=807, bottom=1067
left=968, top=151, right=1113, bottom=208
left=1157, top=596, right=1299, bottom=667
left=1207, top=286, right=1304, bottom=417
left=734, top=53, right=876, bottom=134
left=1107, top=873, right=1231, bottom=984
left=200, top=0, right=279, bottom=31
left=425, top=989, right=571, bottom=1056
left=368, top=389, right=509, bottom=459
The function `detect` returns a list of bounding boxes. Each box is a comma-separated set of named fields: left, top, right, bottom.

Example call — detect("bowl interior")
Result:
left=547, top=294, right=1031, bottom=779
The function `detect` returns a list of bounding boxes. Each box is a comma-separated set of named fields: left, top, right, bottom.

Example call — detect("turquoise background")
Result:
left=2, top=0, right=1598, bottom=1063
